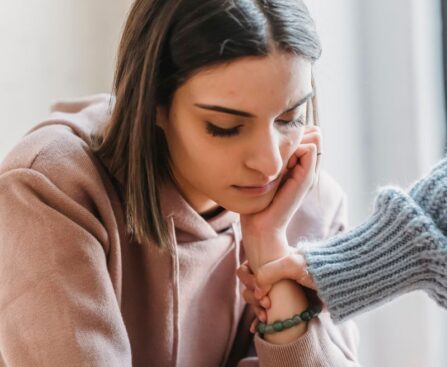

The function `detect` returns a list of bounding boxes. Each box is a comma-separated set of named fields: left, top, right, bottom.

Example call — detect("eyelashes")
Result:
left=206, top=118, right=306, bottom=138
left=206, top=123, right=241, bottom=137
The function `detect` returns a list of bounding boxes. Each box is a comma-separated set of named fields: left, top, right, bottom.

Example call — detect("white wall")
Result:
left=307, top=0, right=447, bottom=366
left=306, top=0, right=369, bottom=225
left=0, top=1, right=131, bottom=158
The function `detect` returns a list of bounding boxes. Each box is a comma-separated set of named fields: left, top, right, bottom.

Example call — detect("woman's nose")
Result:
left=244, top=128, right=283, bottom=179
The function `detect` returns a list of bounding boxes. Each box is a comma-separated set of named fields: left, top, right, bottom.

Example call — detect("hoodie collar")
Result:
left=158, top=175, right=240, bottom=241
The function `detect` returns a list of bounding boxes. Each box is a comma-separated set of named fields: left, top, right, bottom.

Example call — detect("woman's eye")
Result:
left=205, top=116, right=306, bottom=138
left=276, top=117, right=306, bottom=128
left=206, top=122, right=241, bottom=137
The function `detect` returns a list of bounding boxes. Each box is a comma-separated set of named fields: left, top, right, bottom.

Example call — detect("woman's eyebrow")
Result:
left=193, top=91, right=314, bottom=118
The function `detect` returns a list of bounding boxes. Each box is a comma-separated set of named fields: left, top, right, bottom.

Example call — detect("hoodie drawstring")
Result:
left=167, top=215, right=179, bottom=367
left=220, top=221, right=243, bottom=366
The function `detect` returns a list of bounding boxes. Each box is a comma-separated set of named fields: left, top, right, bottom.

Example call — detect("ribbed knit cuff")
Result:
left=409, top=154, right=447, bottom=235
left=253, top=314, right=359, bottom=366
left=303, top=187, right=447, bottom=322
left=254, top=320, right=324, bottom=367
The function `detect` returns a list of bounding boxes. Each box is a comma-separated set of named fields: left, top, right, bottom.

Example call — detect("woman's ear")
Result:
left=155, top=105, right=169, bottom=131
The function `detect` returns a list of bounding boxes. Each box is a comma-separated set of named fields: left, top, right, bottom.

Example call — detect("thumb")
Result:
left=256, top=253, right=316, bottom=291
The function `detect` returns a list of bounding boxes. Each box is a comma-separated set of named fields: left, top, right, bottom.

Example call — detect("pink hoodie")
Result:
left=0, top=94, right=360, bottom=366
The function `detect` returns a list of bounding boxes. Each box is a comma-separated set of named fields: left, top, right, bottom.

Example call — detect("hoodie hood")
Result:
left=26, top=93, right=240, bottom=243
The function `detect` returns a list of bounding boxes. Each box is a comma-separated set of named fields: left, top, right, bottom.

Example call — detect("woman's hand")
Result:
left=255, top=251, right=317, bottom=296
left=239, top=126, right=322, bottom=271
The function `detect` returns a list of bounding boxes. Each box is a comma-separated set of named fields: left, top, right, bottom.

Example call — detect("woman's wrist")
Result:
left=241, top=234, right=314, bottom=344
left=263, top=279, right=310, bottom=344
left=247, top=235, right=312, bottom=343
left=242, top=233, right=290, bottom=272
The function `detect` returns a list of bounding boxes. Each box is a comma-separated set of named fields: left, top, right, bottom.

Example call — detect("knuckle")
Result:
left=292, top=255, right=307, bottom=277
left=283, top=256, right=294, bottom=269
left=284, top=257, right=301, bottom=278
left=307, top=133, right=322, bottom=146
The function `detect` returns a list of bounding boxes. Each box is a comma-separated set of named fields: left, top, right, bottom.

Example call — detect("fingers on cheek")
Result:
left=300, top=132, right=321, bottom=147
left=302, top=136, right=322, bottom=162
left=305, top=126, right=321, bottom=134
left=287, top=154, right=298, bottom=169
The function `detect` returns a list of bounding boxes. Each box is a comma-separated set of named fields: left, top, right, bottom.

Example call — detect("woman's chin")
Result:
left=222, top=191, right=275, bottom=215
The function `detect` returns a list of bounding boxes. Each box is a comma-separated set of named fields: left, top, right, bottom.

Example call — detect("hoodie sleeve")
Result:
left=0, top=167, right=131, bottom=364
left=248, top=313, right=359, bottom=367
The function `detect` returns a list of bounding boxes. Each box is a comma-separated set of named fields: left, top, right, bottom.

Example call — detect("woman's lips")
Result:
left=232, top=176, right=280, bottom=195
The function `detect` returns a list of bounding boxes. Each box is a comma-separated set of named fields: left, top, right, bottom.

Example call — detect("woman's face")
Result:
left=156, top=51, right=313, bottom=215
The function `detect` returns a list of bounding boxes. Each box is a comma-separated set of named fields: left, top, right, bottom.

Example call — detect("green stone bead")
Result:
left=301, top=310, right=311, bottom=321
left=283, top=319, right=295, bottom=329
left=292, top=315, right=302, bottom=325
left=256, top=323, right=266, bottom=334
left=273, top=321, right=284, bottom=332
left=256, top=305, right=322, bottom=336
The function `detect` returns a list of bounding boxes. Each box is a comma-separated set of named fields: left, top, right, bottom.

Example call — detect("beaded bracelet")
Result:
left=255, top=304, right=322, bottom=335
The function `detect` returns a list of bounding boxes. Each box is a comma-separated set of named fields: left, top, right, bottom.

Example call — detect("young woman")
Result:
left=0, top=0, right=360, bottom=366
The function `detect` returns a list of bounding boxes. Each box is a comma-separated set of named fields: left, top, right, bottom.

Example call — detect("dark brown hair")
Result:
left=91, top=0, right=322, bottom=249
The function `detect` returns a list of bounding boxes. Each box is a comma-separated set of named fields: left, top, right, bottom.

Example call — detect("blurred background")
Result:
left=1, top=0, right=446, bottom=366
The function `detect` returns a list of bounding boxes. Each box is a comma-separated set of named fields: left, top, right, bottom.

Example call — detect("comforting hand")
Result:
left=255, top=251, right=317, bottom=295
left=237, top=252, right=323, bottom=333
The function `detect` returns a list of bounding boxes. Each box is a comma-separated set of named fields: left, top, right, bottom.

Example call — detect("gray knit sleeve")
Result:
left=303, top=187, right=447, bottom=322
